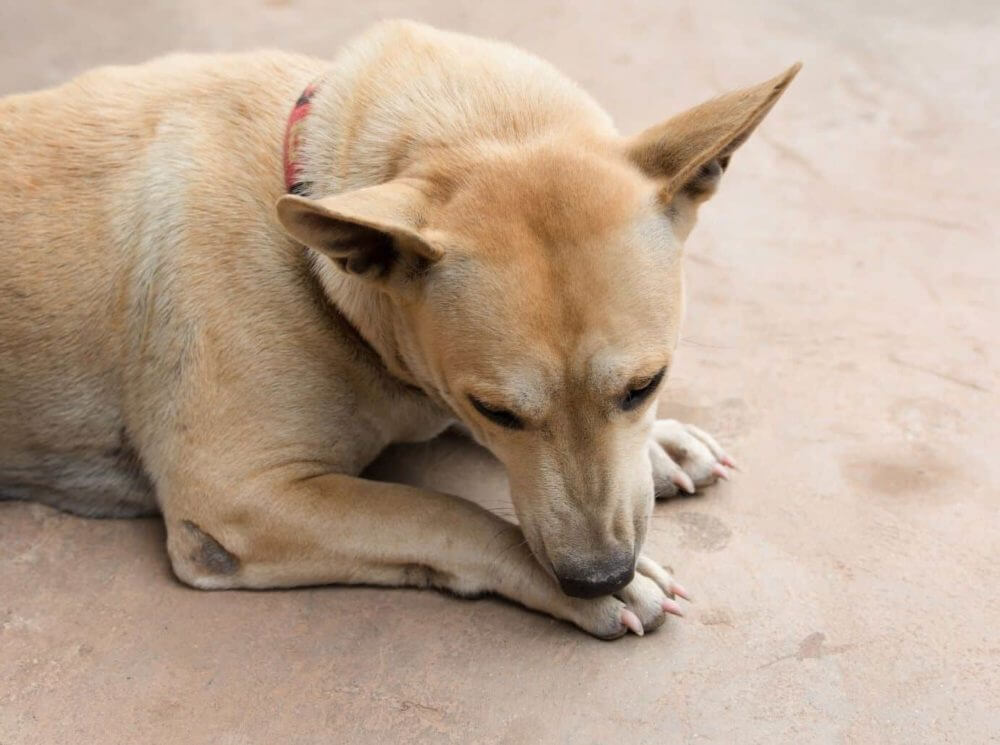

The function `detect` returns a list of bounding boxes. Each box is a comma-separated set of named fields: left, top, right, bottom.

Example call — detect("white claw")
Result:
left=621, top=608, right=644, bottom=636
left=671, top=470, right=696, bottom=494
left=670, top=581, right=691, bottom=602
left=662, top=597, right=685, bottom=617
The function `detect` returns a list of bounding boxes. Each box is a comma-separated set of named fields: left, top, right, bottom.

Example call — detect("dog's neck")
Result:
left=283, top=77, right=443, bottom=401
left=310, top=256, right=431, bottom=392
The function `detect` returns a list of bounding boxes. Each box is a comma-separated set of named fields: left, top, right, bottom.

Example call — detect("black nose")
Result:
left=556, top=556, right=635, bottom=598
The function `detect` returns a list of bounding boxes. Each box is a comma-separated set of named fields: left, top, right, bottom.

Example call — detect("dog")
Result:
left=0, top=20, right=797, bottom=638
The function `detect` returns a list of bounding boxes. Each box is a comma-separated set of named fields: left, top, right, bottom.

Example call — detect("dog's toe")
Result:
left=616, top=572, right=671, bottom=633
left=650, top=419, right=734, bottom=495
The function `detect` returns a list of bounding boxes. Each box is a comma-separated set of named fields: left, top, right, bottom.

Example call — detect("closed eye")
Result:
left=469, top=396, right=524, bottom=430
left=621, top=367, right=667, bottom=411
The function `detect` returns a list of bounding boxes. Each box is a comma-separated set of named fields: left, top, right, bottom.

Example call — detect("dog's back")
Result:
left=0, top=52, right=319, bottom=514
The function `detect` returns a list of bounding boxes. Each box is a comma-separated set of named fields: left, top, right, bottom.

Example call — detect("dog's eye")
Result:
left=469, top=396, right=523, bottom=430
left=621, top=367, right=667, bottom=411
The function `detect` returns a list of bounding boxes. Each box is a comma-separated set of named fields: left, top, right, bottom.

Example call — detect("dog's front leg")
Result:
left=163, top=474, right=663, bottom=639
left=649, top=419, right=736, bottom=498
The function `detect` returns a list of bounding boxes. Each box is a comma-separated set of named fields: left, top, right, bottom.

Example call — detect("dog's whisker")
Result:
left=495, top=535, right=530, bottom=560
left=679, top=336, right=733, bottom=350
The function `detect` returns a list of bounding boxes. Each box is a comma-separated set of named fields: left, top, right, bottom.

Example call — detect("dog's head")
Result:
left=277, top=65, right=798, bottom=597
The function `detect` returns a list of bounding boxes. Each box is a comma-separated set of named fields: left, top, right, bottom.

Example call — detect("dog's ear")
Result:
left=627, top=64, right=800, bottom=230
left=276, top=179, right=443, bottom=287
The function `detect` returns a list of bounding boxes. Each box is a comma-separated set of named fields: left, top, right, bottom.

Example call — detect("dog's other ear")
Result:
left=276, top=179, right=443, bottom=287
left=627, top=64, right=800, bottom=233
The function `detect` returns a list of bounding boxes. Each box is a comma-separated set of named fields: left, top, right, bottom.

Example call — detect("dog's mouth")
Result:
left=521, top=518, right=644, bottom=598
left=517, top=523, right=558, bottom=582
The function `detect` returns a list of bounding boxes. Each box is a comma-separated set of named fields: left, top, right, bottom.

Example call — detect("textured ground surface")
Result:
left=2, top=1, right=998, bottom=743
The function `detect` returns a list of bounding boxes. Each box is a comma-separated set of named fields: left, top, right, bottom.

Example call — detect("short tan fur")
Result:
left=0, top=21, right=797, bottom=638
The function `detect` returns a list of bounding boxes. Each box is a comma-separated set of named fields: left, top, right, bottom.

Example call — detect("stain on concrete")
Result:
left=699, top=608, right=734, bottom=627
left=673, top=511, right=732, bottom=552
left=841, top=447, right=958, bottom=499
left=796, top=631, right=828, bottom=659
left=760, top=632, right=857, bottom=668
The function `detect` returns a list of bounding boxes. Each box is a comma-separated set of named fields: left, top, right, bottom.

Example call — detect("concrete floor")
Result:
left=2, top=1, right=998, bottom=743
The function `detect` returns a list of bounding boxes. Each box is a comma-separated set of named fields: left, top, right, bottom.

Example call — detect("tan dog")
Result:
left=0, top=21, right=797, bottom=638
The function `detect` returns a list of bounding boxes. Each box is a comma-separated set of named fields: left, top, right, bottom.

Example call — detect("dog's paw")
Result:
left=649, top=419, right=735, bottom=498
left=564, top=555, right=689, bottom=639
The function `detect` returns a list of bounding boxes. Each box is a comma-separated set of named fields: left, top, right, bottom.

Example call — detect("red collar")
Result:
left=282, top=82, right=318, bottom=194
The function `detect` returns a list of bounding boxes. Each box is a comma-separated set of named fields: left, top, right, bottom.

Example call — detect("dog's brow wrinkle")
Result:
left=585, top=350, right=651, bottom=389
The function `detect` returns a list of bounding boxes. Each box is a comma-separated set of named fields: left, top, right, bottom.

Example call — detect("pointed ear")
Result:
left=627, top=63, right=801, bottom=210
left=275, top=179, right=443, bottom=286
